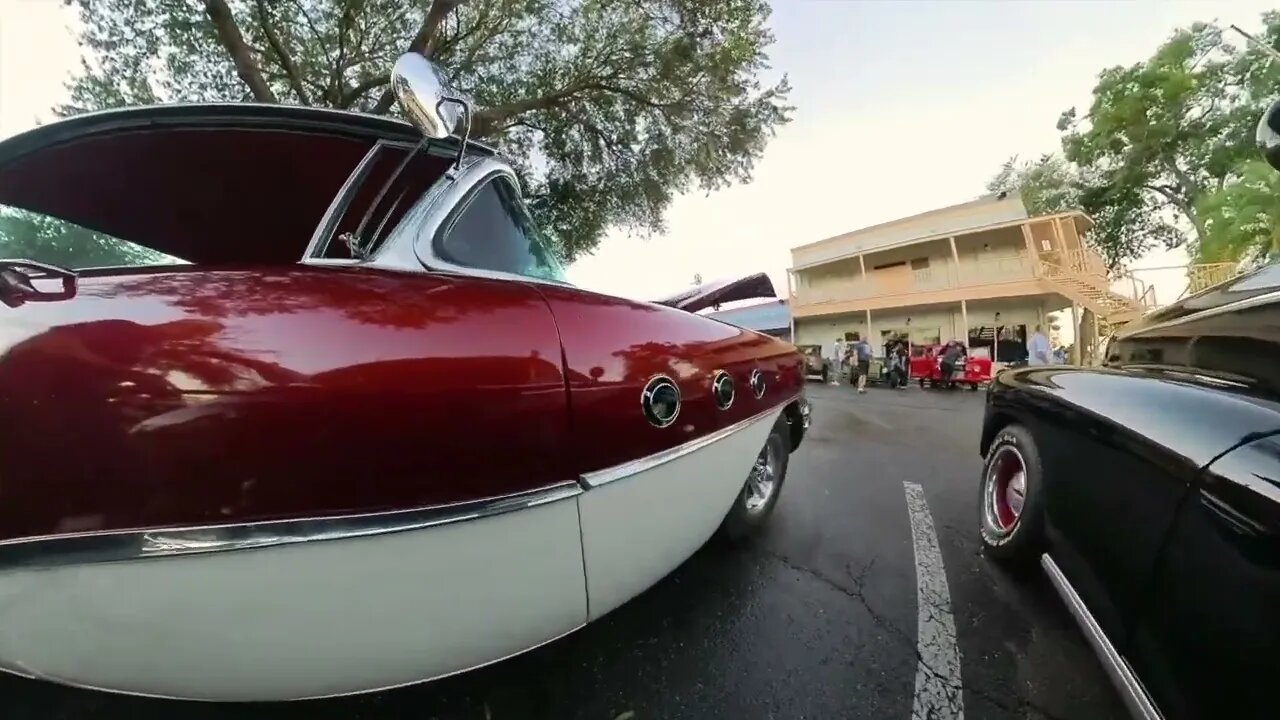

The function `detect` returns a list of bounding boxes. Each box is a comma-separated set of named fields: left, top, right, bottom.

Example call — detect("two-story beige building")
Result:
left=787, top=192, right=1156, bottom=362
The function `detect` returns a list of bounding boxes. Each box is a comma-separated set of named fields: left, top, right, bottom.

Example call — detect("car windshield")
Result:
left=0, top=204, right=185, bottom=270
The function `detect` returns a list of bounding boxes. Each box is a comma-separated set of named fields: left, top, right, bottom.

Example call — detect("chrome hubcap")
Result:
left=745, top=436, right=782, bottom=513
left=983, top=446, right=1026, bottom=535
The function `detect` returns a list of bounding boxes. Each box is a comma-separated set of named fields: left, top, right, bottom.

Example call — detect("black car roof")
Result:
left=0, top=103, right=497, bottom=164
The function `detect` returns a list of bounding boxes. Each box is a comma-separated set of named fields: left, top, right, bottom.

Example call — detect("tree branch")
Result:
left=341, top=75, right=390, bottom=108
left=370, top=0, right=467, bottom=115
left=471, top=83, right=593, bottom=137
left=204, top=0, right=277, bottom=102
left=253, top=0, right=309, bottom=104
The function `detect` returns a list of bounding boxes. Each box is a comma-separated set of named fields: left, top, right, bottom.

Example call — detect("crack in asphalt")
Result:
left=759, top=550, right=1071, bottom=720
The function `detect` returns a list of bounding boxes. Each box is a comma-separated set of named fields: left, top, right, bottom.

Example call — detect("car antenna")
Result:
left=1230, top=24, right=1280, bottom=64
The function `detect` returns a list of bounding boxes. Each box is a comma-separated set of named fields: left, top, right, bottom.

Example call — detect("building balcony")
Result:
left=791, top=251, right=1044, bottom=312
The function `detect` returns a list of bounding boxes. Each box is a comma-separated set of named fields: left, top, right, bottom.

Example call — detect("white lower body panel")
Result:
left=577, top=408, right=781, bottom=619
left=0, top=498, right=586, bottom=701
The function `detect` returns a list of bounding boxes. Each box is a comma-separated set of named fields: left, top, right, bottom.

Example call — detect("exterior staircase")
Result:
left=1036, top=251, right=1155, bottom=329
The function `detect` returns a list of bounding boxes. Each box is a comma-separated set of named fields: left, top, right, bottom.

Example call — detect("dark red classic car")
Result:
left=0, top=54, right=810, bottom=701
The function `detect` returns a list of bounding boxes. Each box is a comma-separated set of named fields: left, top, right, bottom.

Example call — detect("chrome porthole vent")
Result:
left=749, top=368, right=766, bottom=399
left=712, top=370, right=735, bottom=410
left=642, top=375, right=681, bottom=428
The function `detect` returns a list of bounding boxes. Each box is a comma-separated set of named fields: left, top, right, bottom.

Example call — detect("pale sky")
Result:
left=1, top=0, right=1274, bottom=309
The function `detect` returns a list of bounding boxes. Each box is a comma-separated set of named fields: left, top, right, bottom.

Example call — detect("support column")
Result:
left=1070, top=303, right=1081, bottom=365
left=1021, top=222, right=1039, bottom=271
left=1052, top=218, right=1071, bottom=269
left=858, top=254, right=867, bottom=285
left=865, top=308, right=872, bottom=344
left=948, top=235, right=960, bottom=286
left=959, top=299, right=969, bottom=348
left=786, top=270, right=795, bottom=344
left=1091, top=310, right=1100, bottom=363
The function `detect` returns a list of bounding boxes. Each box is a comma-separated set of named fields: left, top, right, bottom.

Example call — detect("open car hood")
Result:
left=0, top=104, right=473, bottom=265
left=651, top=272, right=777, bottom=313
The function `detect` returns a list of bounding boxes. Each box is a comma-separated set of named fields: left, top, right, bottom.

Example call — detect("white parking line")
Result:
left=903, top=481, right=965, bottom=720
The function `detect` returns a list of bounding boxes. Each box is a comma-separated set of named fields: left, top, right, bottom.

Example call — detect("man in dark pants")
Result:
left=849, top=332, right=872, bottom=394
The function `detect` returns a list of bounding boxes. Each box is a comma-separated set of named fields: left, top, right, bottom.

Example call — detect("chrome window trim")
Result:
left=301, top=139, right=460, bottom=264
left=302, top=142, right=383, bottom=260
left=0, top=481, right=582, bottom=570
left=579, top=395, right=801, bottom=488
left=410, top=157, right=572, bottom=287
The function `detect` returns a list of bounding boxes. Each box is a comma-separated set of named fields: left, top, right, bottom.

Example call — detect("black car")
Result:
left=976, top=258, right=1280, bottom=720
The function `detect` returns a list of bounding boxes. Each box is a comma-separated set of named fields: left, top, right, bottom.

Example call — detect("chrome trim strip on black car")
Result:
left=0, top=481, right=583, bottom=570
left=1041, top=554, right=1164, bottom=720
left=579, top=397, right=800, bottom=489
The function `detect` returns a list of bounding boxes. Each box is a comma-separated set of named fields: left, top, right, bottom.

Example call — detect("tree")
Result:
left=1195, top=159, right=1280, bottom=265
left=59, top=0, right=793, bottom=262
left=0, top=208, right=171, bottom=268
left=984, top=154, right=1159, bottom=267
left=986, top=154, right=1081, bottom=215
left=1056, top=18, right=1274, bottom=263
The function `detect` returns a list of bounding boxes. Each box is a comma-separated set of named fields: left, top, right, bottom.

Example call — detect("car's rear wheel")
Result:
left=978, top=424, right=1045, bottom=566
left=717, top=417, right=789, bottom=541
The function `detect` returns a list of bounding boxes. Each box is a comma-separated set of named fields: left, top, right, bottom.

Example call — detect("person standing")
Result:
left=896, top=339, right=911, bottom=388
left=850, top=332, right=872, bottom=394
left=828, top=336, right=845, bottom=385
left=1027, top=324, right=1051, bottom=366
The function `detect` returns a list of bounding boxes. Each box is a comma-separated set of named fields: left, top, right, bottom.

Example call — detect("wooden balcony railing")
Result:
left=1185, top=262, right=1241, bottom=296
left=793, top=252, right=1040, bottom=307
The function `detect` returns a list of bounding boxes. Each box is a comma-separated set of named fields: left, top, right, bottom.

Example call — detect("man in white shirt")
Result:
left=1026, top=325, right=1051, bottom=365
left=828, top=337, right=845, bottom=384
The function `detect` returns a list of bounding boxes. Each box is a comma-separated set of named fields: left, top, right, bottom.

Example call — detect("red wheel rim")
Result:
left=986, top=446, right=1026, bottom=534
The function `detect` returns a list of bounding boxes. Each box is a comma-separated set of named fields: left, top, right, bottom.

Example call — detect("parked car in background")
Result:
left=979, top=100, right=1280, bottom=720
left=0, top=53, right=811, bottom=702
left=977, top=259, right=1280, bottom=720
left=798, top=344, right=828, bottom=382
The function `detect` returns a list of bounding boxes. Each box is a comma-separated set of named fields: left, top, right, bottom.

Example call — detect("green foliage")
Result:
left=984, top=154, right=1165, bottom=267
left=0, top=207, right=174, bottom=269
left=59, top=0, right=793, bottom=262
left=992, top=12, right=1280, bottom=266
left=986, top=154, right=1081, bottom=215
left=1195, top=159, right=1280, bottom=265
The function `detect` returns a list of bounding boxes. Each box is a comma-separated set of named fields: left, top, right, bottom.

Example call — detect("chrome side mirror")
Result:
left=390, top=53, right=464, bottom=140
left=1257, top=98, right=1280, bottom=172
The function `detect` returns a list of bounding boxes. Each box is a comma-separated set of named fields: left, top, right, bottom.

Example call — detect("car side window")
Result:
left=435, top=178, right=565, bottom=282
left=0, top=204, right=183, bottom=269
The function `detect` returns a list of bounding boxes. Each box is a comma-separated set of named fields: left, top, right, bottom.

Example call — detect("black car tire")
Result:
left=821, top=367, right=829, bottom=383
left=717, top=416, right=789, bottom=542
left=978, top=423, right=1046, bottom=566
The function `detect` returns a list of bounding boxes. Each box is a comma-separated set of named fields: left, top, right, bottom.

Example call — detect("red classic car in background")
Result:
left=0, top=54, right=810, bottom=701
left=908, top=343, right=990, bottom=390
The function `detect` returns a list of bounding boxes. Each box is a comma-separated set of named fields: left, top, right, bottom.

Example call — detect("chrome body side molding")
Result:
left=0, top=395, right=806, bottom=568
left=579, top=396, right=799, bottom=489
left=0, top=481, right=582, bottom=570
left=1041, top=553, right=1164, bottom=720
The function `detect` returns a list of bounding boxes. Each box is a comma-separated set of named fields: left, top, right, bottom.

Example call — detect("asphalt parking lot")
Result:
left=2, top=382, right=1127, bottom=720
